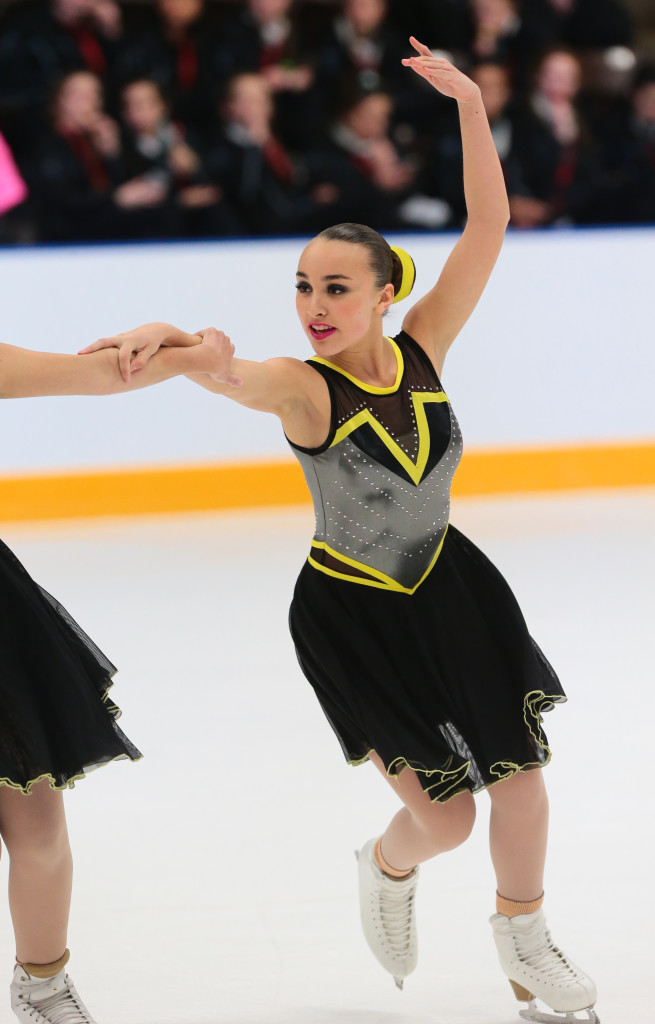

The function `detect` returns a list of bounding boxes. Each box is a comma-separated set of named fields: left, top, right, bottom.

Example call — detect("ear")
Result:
left=376, top=282, right=395, bottom=314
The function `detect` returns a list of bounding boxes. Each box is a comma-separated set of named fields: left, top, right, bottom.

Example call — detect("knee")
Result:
left=1, top=810, right=70, bottom=864
left=489, top=769, right=549, bottom=818
left=418, top=791, right=476, bottom=853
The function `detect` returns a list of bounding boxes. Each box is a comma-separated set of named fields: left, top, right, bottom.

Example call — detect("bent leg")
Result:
left=369, top=751, right=476, bottom=872
left=488, top=768, right=549, bottom=901
left=0, top=780, right=73, bottom=964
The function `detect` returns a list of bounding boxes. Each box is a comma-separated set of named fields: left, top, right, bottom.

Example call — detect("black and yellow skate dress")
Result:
left=0, top=541, right=141, bottom=794
left=288, top=330, right=566, bottom=802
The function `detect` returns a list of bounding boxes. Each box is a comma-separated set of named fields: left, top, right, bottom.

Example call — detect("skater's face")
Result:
left=296, top=238, right=393, bottom=355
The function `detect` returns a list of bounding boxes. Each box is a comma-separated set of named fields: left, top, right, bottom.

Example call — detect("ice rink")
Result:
left=0, top=489, right=653, bottom=1024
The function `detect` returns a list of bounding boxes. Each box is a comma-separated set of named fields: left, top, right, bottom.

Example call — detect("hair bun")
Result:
left=390, top=246, right=416, bottom=304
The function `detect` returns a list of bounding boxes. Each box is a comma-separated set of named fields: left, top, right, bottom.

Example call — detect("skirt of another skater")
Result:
left=0, top=540, right=142, bottom=793
left=289, top=525, right=566, bottom=803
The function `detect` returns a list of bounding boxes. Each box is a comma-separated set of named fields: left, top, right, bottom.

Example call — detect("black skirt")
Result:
left=289, top=525, right=566, bottom=803
left=0, top=539, right=141, bottom=793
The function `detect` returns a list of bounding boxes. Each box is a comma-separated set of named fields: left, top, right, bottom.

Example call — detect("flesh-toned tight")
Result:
left=369, top=750, right=549, bottom=902
left=0, top=778, right=72, bottom=964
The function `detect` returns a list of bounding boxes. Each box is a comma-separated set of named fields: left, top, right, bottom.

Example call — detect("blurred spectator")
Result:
left=310, top=89, right=420, bottom=228
left=26, top=70, right=178, bottom=241
left=0, top=0, right=124, bottom=157
left=115, top=0, right=221, bottom=133
left=0, top=130, right=30, bottom=243
left=598, top=64, right=655, bottom=223
left=469, top=0, right=521, bottom=62
left=314, top=0, right=429, bottom=127
left=426, top=61, right=519, bottom=224
left=0, top=0, right=651, bottom=241
left=521, top=0, right=634, bottom=53
left=203, top=72, right=337, bottom=234
left=216, top=0, right=319, bottom=149
left=508, top=49, right=604, bottom=226
left=120, top=76, right=237, bottom=236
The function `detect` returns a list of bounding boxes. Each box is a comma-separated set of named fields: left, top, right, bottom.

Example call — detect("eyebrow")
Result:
left=296, top=272, right=352, bottom=280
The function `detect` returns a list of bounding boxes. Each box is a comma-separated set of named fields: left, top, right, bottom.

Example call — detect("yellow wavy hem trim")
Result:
left=348, top=691, right=566, bottom=803
left=0, top=751, right=142, bottom=796
left=0, top=441, right=653, bottom=523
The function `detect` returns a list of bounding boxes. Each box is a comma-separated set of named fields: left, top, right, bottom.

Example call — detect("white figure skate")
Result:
left=11, top=965, right=98, bottom=1024
left=355, top=837, right=418, bottom=990
left=490, top=909, right=600, bottom=1023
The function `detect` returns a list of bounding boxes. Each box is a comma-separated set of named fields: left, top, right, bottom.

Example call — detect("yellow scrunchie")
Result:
left=390, top=245, right=416, bottom=304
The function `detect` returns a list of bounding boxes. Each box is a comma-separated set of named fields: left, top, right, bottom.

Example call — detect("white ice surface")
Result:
left=0, top=490, right=653, bottom=1024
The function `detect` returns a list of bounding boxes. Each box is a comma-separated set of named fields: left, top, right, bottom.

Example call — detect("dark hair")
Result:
left=317, top=222, right=407, bottom=298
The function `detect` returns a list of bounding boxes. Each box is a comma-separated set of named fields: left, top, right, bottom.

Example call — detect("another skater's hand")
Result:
left=80, top=323, right=200, bottom=382
left=402, top=37, right=479, bottom=103
left=198, top=328, right=243, bottom=388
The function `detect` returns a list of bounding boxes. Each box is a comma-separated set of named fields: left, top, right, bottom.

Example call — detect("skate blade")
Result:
left=519, top=1000, right=600, bottom=1024
left=393, top=976, right=404, bottom=991
left=354, top=850, right=360, bottom=862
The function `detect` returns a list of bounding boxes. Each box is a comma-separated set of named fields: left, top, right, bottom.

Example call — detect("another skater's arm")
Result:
left=0, top=334, right=232, bottom=398
left=399, top=38, right=509, bottom=375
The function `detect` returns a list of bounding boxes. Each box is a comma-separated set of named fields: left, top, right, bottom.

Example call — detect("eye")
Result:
left=327, top=284, right=348, bottom=295
left=295, top=281, right=311, bottom=292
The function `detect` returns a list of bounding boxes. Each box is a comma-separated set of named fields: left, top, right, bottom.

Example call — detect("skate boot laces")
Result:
left=515, top=916, right=586, bottom=986
left=18, top=978, right=97, bottom=1024
left=377, top=871, right=417, bottom=954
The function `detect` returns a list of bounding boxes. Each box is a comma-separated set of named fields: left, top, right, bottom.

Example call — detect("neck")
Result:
left=326, top=330, right=397, bottom=386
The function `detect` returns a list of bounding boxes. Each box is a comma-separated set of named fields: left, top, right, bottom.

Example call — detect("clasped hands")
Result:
left=79, top=324, right=243, bottom=388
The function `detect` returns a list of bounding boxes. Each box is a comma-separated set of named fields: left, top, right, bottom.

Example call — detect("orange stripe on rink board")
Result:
left=452, top=441, right=655, bottom=497
left=0, top=442, right=653, bottom=523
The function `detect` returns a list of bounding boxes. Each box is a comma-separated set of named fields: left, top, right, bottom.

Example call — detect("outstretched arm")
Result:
left=0, top=334, right=231, bottom=399
left=400, top=38, right=510, bottom=375
left=80, top=325, right=332, bottom=449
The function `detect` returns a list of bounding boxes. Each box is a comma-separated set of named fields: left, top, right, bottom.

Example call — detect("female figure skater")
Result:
left=85, top=39, right=599, bottom=1024
left=0, top=331, right=228, bottom=1023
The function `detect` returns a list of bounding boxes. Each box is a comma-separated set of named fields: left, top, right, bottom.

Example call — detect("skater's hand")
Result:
left=79, top=323, right=197, bottom=382
left=402, top=37, right=479, bottom=104
left=197, top=328, right=243, bottom=387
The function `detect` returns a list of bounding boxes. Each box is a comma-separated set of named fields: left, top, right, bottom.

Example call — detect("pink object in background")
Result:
left=0, top=132, right=28, bottom=216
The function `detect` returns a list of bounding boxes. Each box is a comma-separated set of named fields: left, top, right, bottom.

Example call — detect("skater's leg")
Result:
left=369, top=751, right=476, bottom=872
left=488, top=768, right=548, bottom=902
left=0, top=779, right=72, bottom=965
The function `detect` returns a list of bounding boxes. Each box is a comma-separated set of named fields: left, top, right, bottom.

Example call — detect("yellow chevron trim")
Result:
left=308, top=525, right=448, bottom=594
left=331, top=391, right=450, bottom=485
left=309, top=337, right=404, bottom=394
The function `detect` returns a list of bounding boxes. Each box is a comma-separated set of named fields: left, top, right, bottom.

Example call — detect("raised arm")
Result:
left=400, top=39, right=510, bottom=376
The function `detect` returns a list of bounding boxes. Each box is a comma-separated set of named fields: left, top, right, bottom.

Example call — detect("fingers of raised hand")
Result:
left=409, top=35, right=432, bottom=57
